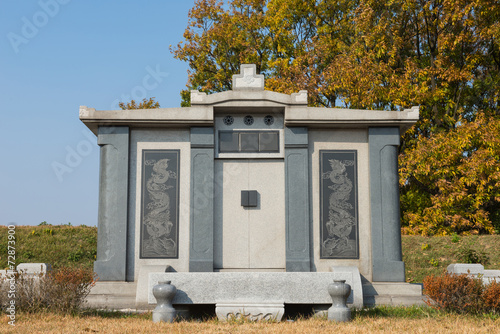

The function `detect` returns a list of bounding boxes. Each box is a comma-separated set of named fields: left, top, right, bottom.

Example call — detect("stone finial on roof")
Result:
left=190, top=90, right=207, bottom=104
left=232, top=64, right=264, bottom=91
left=291, top=90, right=308, bottom=104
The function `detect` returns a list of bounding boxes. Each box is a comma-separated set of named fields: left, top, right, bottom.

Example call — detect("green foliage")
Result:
left=23, top=251, right=34, bottom=260
left=429, top=258, right=439, bottom=267
left=456, top=245, right=489, bottom=265
left=424, top=272, right=500, bottom=314
left=351, top=305, right=441, bottom=319
left=118, top=97, right=160, bottom=110
left=451, top=234, right=460, bottom=243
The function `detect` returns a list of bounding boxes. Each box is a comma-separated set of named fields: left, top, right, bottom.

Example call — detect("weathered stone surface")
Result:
left=330, top=266, right=363, bottom=308
left=369, top=127, right=405, bottom=282
left=327, top=280, right=351, bottom=322
left=94, top=126, right=129, bottom=281
left=362, top=282, right=425, bottom=306
left=152, top=281, right=177, bottom=323
left=447, top=263, right=484, bottom=275
left=447, top=263, right=500, bottom=284
left=147, top=272, right=363, bottom=308
left=189, top=127, right=214, bottom=272
left=216, top=302, right=284, bottom=321
left=285, top=127, right=310, bottom=272
left=16, top=263, right=51, bottom=275
left=232, top=64, right=264, bottom=91
left=286, top=106, right=419, bottom=132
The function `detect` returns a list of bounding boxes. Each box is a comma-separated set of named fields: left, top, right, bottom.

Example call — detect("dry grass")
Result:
left=1, top=312, right=499, bottom=334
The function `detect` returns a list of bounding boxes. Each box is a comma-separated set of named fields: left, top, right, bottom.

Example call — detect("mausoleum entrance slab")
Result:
left=214, top=159, right=285, bottom=270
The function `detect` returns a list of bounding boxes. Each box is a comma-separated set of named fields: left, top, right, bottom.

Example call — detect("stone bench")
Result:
left=143, top=268, right=363, bottom=320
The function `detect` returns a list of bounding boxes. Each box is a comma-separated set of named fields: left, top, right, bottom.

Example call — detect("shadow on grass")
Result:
left=351, top=305, right=440, bottom=319
left=352, top=305, right=499, bottom=320
left=79, top=309, right=152, bottom=320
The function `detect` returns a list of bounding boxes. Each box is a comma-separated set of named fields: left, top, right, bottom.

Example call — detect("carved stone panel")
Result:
left=140, top=150, right=180, bottom=258
left=320, top=150, right=359, bottom=259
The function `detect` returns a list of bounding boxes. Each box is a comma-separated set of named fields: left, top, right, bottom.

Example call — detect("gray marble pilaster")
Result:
left=284, top=127, right=311, bottom=272
left=94, top=126, right=129, bottom=281
left=369, top=127, right=405, bottom=282
left=189, top=127, right=215, bottom=272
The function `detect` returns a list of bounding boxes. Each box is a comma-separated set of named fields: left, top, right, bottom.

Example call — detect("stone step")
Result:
left=363, top=282, right=423, bottom=297
left=364, top=295, right=427, bottom=307
left=86, top=282, right=139, bottom=310
left=90, top=282, right=137, bottom=295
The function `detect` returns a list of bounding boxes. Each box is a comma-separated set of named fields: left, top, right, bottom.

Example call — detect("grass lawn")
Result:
left=402, top=234, right=500, bottom=283
left=2, top=307, right=499, bottom=333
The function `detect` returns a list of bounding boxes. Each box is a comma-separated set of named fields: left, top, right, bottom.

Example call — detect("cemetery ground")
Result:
left=0, top=224, right=499, bottom=332
left=2, top=308, right=499, bottom=333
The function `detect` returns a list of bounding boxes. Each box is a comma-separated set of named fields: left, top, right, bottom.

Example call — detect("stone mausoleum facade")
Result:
left=80, top=64, right=422, bottom=316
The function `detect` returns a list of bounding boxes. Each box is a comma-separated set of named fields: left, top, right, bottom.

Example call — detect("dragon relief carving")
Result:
left=322, top=159, right=356, bottom=256
left=226, top=312, right=274, bottom=321
left=143, top=158, right=177, bottom=257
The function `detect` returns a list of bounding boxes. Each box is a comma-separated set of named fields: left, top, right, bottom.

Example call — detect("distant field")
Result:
left=0, top=224, right=96, bottom=271
left=1, top=225, right=499, bottom=284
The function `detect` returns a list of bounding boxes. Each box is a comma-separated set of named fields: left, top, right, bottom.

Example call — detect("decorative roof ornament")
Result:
left=232, top=64, right=264, bottom=91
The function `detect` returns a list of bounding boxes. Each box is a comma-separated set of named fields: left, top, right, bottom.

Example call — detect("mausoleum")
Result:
left=81, top=64, right=423, bottom=317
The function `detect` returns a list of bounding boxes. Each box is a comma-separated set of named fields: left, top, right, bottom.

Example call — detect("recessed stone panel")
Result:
left=140, top=150, right=180, bottom=258
left=320, top=150, right=359, bottom=259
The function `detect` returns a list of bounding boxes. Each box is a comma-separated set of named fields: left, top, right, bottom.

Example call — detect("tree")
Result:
left=118, top=97, right=160, bottom=110
left=172, top=0, right=500, bottom=235
left=400, top=114, right=500, bottom=235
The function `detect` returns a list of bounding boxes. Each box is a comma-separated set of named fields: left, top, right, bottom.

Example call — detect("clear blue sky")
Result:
left=1, top=0, right=196, bottom=226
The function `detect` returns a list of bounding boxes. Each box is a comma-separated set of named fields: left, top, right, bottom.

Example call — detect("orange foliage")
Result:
left=424, top=272, right=482, bottom=313
left=424, top=272, right=500, bottom=314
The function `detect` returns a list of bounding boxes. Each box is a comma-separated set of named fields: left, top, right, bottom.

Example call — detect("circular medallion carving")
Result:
left=244, top=115, right=254, bottom=126
left=264, top=115, right=274, bottom=126
left=223, top=115, right=234, bottom=125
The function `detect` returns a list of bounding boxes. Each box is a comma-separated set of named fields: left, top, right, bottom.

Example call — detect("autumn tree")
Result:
left=172, top=0, right=500, bottom=235
left=400, top=115, right=500, bottom=235
left=118, top=97, right=160, bottom=110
